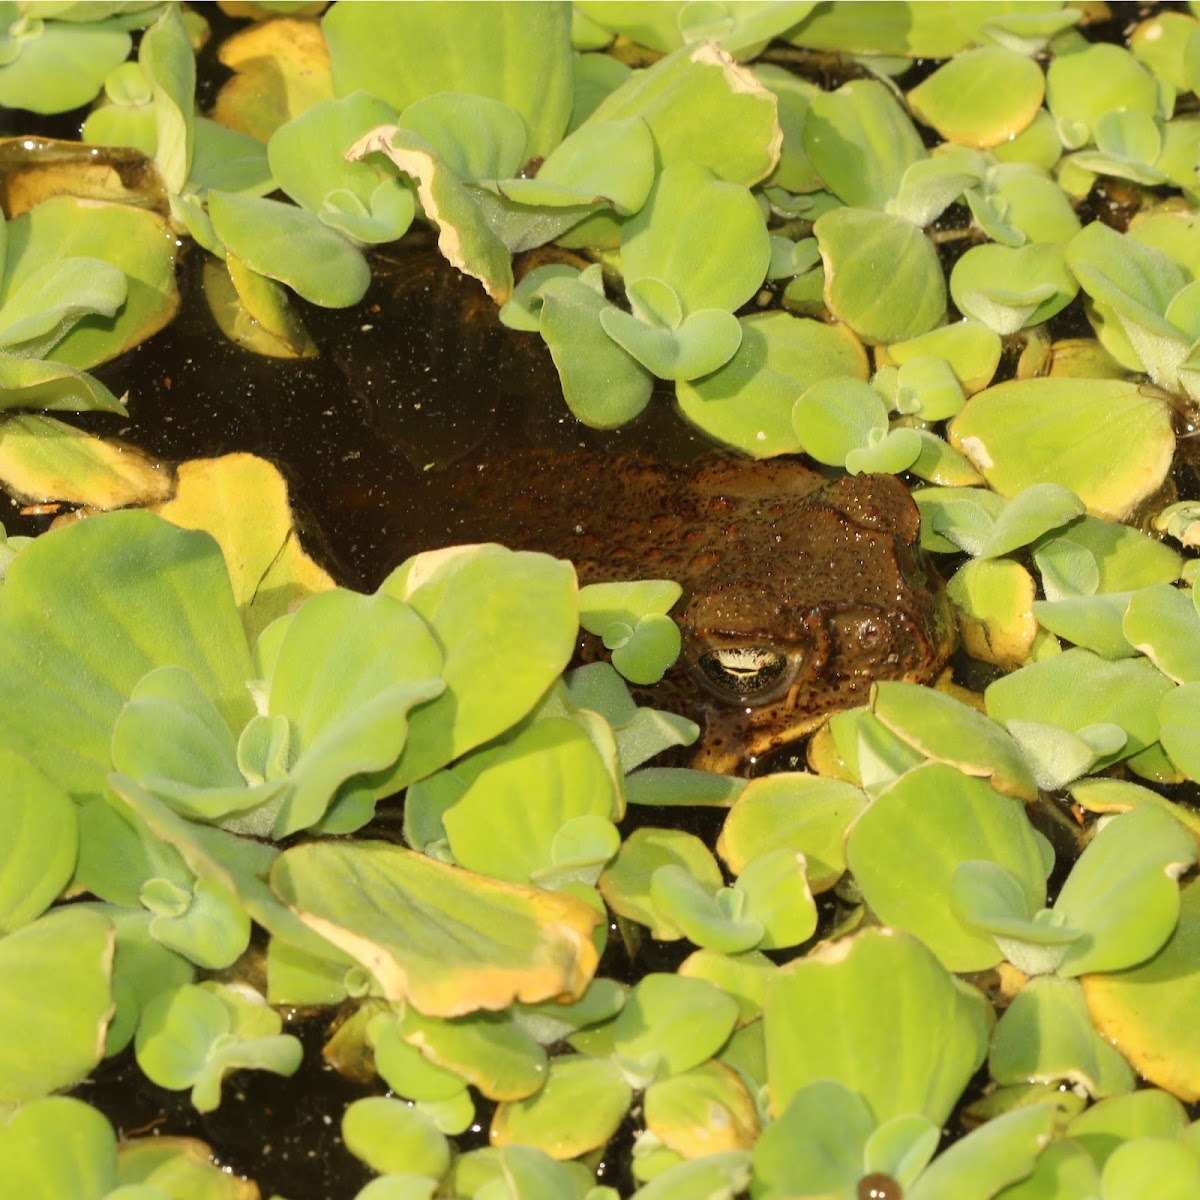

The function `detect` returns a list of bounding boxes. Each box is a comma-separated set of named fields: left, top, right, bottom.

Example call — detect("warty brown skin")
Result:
left=408, top=450, right=955, bottom=773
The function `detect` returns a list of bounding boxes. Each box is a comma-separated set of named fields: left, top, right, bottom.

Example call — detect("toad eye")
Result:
left=694, top=646, right=794, bottom=704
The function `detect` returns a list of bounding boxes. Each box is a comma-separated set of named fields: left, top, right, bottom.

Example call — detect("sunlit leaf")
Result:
left=815, top=207, right=946, bottom=343
left=847, top=761, right=1050, bottom=970
left=804, top=78, right=925, bottom=209
left=0, top=908, right=114, bottom=1105
left=379, top=545, right=578, bottom=788
left=676, top=310, right=867, bottom=457
left=0, top=749, right=77, bottom=933
left=764, top=927, right=991, bottom=1124
left=208, top=190, right=372, bottom=308
left=907, top=45, right=1045, bottom=148
left=151, top=454, right=335, bottom=644
left=1084, top=879, right=1200, bottom=1101
left=948, top=378, right=1175, bottom=520
left=271, top=840, right=601, bottom=1016
left=322, top=1, right=573, bottom=161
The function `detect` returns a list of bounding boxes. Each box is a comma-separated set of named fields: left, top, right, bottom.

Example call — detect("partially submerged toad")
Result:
left=417, top=450, right=955, bottom=773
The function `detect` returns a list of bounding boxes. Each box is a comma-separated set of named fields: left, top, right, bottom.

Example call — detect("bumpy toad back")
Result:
left=408, top=450, right=955, bottom=772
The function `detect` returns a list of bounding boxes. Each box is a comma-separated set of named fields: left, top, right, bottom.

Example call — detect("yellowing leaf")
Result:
left=152, top=453, right=333, bottom=643
left=212, top=17, right=335, bottom=143
left=271, top=840, right=601, bottom=1017
left=0, top=414, right=172, bottom=508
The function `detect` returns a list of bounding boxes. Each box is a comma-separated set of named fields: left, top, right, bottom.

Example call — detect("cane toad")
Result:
left=420, top=450, right=954, bottom=773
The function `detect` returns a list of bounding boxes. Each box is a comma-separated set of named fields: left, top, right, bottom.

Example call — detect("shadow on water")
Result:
left=69, top=230, right=713, bottom=592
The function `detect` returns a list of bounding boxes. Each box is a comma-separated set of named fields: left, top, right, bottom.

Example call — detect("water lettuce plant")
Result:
left=7, top=2, right=1200, bottom=1199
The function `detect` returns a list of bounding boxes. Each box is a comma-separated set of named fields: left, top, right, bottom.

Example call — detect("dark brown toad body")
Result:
left=405, top=450, right=954, bottom=773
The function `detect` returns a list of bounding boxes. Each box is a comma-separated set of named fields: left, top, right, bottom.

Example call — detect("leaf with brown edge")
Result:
left=347, top=126, right=513, bottom=303
left=270, top=840, right=601, bottom=1017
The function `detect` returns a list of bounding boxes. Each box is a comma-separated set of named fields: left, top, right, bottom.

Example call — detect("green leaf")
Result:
left=3, top=196, right=178, bottom=369
left=950, top=242, right=1078, bottom=335
left=600, top=303, right=743, bottom=381
left=600, top=826, right=725, bottom=941
left=1053, top=806, right=1196, bottom=977
left=907, top=1103, right=1056, bottom=1200
left=111, top=665, right=275, bottom=824
left=268, top=91, right=416, bottom=245
left=0, top=413, right=172, bottom=508
left=143, top=874, right=251, bottom=971
left=188, top=117, right=274, bottom=196
left=948, top=377, right=1175, bottom=521
left=648, top=865, right=763, bottom=954
left=491, top=1054, right=632, bottom=1160
left=891, top=150, right=987, bottom=227
left=611, top=973, right=740, bottom=1085
left=890, top=355, right=966, bottom=421
left=717, top=772, right=865, bottom=893
left=138, top=3, right=194, bottom=194
left=1082, top=878, right=1200, bottom=1101
left=534, top=269, right=654, bottom=427
left=792, top=376, right=888, bottom=466
left=0, top=256, right=126, bottom=358
left=263, top=589, right=445, bottom=836
left=986, top=649, right=1173, bottom=768
left=734, top=847, right=817, bottom=950
left=0, top=16, right=131, bottom=113
left=620, top=162, right=769, bottom=316
left=349, top=125, right=514, bottom=301
left=752, top=1079, right=876, bottom=1197
left=343, top=1098, right=451, bottom=1181
left=990, top=975, right=1136, bottom=1097
left=395, top=1003, right=549, bottom=1102
left=487, top=116, right=655, bottom=216
left=1101, top=1139, right=1200, bottom=1200
left=906, top=45, right=1046, bottom=149
left=378, top=545, right=578, bottom=788
left=1046, top=43, right=1162, bottom=147
left=322, top=0, right=573, bottom=162
left=0, top=511, right=254, bottom=821
left=628, top=1152, right=753, bottom=1200
left=1160, top=681, right=1200, bottom=782
left=764, top=926, right=991, bottom=1125
left=270, top=839, right=601, bottom=1016
left=1124, top=583, right=1200, bottom=683
left=397, top=92, right=528, bottom=181
left=803, top=78, right=926, bottom=209
left=0, top=908, right=114, bottom=1105
left=847, top=762, right=1050, bottom=971
left=0, top=1097, right=118, bottom=1200
left=135, top=982, right=301, bottom=1112
left=815, top=207, right=946, bottom=343
left=0, top=750, right=77, bottom=933
left=584, top=41, right=781, bottom=186
left=1066, top=221, right=1188, bottom=380
left=608, top=613, right=682, bottom=686
left=1034, top=514, right=1182, bottom=599
left=208, top=190, right=371, bottom=308
left=442, top=718, right=619, bottom=885
left=676, top=310, right=867, bottom=457
left=870, top=681, right=1039, bottom=800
